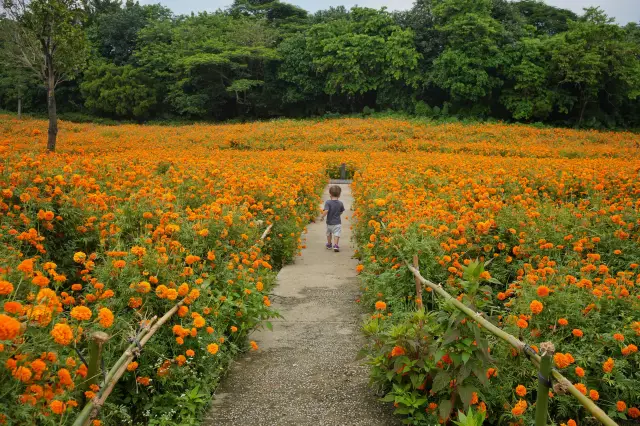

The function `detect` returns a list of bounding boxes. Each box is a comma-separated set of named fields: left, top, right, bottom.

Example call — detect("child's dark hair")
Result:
left=329, top=185, right=342, bottom=197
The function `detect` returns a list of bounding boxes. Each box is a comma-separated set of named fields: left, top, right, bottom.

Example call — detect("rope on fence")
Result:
left=72, top=223, right=275, bottom=426
left=405, top=261, right=618, bottom=426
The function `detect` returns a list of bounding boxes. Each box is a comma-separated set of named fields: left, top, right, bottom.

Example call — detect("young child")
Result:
left=321, top=185, right=345, bottom=252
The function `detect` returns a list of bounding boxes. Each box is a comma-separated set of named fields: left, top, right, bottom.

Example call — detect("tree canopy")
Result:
left=1, top=0, right=639, bottom=129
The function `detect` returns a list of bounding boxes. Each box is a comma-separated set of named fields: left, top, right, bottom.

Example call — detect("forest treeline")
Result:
left=2, top=0, right=640, bottom=128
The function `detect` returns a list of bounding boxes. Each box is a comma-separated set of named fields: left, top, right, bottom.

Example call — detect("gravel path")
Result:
left=203, top=184, right=398, bottom=426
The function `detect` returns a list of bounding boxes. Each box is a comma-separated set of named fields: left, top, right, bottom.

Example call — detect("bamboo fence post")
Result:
left=85, top=332, right=109, bottom=392
left=404, top=260, right=618, bottom=426
left=261, top=223, right=273, bottom=240
left=535, top=342, right=554, bottom=426
left=413, top=255, right=423, bottom=309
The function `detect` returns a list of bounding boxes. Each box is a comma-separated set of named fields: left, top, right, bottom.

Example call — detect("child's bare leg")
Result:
left=334, top=236, right=340, bottom=246
left=327, top=234, right=332, bottom=245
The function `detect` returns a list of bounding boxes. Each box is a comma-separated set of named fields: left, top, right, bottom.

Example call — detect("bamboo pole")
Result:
left=413, top=255, right=423, bottom=309
left=405, top=261, right=618, bottom=426
left=85, top=332, right=109, bottom=392
left=73, top=222, right=275, bottom=426
left=261, top=223, right=273, bottom=240
left=535, top=343, right=554, bottom=426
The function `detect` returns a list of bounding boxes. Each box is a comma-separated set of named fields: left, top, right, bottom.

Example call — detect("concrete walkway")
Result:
left=204, top=184, right=398, bottom=426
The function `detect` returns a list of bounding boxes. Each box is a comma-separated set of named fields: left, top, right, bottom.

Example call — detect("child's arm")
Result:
left=320, top=201, right=329, bottom=220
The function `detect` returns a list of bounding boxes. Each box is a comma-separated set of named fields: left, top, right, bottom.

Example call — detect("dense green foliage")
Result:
left=1, top=0, right=640, bottom=128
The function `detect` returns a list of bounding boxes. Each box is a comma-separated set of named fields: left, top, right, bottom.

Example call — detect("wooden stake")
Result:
left=413, top=255, right=423, bottom=309
left=85, top=332, right=109, bottom=392
left=535, top=342, right=554, bottom=426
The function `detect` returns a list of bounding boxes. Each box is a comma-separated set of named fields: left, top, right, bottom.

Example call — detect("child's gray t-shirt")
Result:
left=324, top=200, right=345, bottom=225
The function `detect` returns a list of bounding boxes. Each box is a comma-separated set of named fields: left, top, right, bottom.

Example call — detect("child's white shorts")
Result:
left=326, top=224, right=342, bottom=237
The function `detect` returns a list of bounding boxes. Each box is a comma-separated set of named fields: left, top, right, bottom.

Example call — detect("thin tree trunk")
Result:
left=46, top=69, right=57, bottom=152
left=17, top=97, right=22, bottom=120
left=577, top=93, right=588, bottom=129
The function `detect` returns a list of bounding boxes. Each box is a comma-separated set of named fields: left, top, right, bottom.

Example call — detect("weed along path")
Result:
left=204, top=184, right=398, bottom=426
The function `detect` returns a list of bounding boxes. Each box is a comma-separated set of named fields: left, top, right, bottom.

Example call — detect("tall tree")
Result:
left=513, top=0, right=578, bottom=36
left=2, top=0, right=88, bottom=151
left=547, top=8, right=640, bottom=127
left=305, top=7, right=422, bottom=102
left=430, top=0, right=506, bottom=114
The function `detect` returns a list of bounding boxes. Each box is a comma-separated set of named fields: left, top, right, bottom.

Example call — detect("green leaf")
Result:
left=439, top=399, right=453, bottom=421
left=458, top=385, right=475, bottom=409
left=432, top=371, right=451, bottom=393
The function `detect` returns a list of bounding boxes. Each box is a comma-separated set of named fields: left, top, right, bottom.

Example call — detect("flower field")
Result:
left=1, top=114, right=640, bottom=425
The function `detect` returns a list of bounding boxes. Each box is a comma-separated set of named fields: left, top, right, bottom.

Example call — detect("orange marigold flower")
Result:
left=0, top=314, right=21, bottom=341
left=516, top=319, right=528, bottom=329
left=575, top=366, right=585, bottom=377
left=73, top=252, right=87, bottom=263
left=178, top=283, right=189, bottom=297
left=58, top=368, right=74, bottom=389
left=515, top=385, right=526, bottom=397
left=529, top=300, right=543, bottom=315
left=136, top=376, right=151, bottom=386
left=70, top=306, right=92, bottom=321
left=230, top=326, right=238, bottom=333
left=0, top=281, right=13, bottom=295
left=207, top=343, right=219, bottom=355
left=31, top=274, right=50, bottom=287
left=185, top=255, right=201, bottom=265
left=511, top=399, right=527, bottom=416
left=390, top=346, right=406, bottom=357
left=574, top=383, right=587, bottom=395
left=112, top=260, right=126, bottom=269
left=98, top=308, right=114, bottom=328
left=603, top=357, right=614, bottom=373
left=628, top=407, right=640, bottom=418
left=589, top=389, right=599, bottom=401
left=176, top=355, right=186, bottom=366
left=617, top=401, right=627, bottom=412
left=554, top=353, right=570, bottom=369
left=375, top=300, right=386, bottom=310
left=4, top=301, right=23, bottom=315
left=470, top=392, right=479, bottom=405
left=50, top=400, right=66, bottom=415
left=17, top=259, right=35, bottom=274
left=567, top=419, right=577, bottom=426
left=536, top=285, right=550, bottom=297
left=572, top=329, right=583, bottom=338
left=193, top=316, right=205, bottom=329
left=135, top=281, right=151, bottom=294
left=186, top=349, right=195, bottom=357
left=613, top=333, right=624, bottom=342
left=13, top=366, right=32, bottom=382
left=127, top=362, right=138, bottom=371
left=30, top=359, right=46, bottom=375
left=250, top=341, right=259, bottom=351
left=486, top=368, right=498, bottom=378
left=622, top=344, right=638, bottom=356
left=558, top=318, right=568, bottom=326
